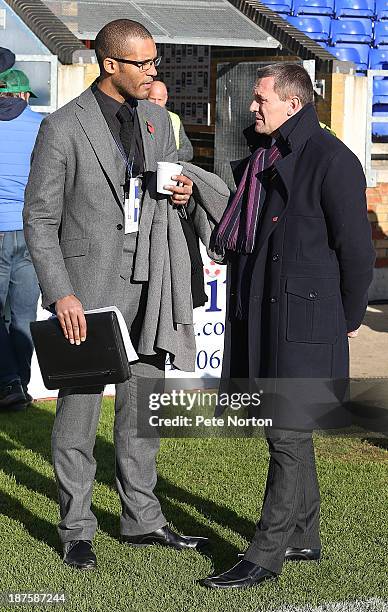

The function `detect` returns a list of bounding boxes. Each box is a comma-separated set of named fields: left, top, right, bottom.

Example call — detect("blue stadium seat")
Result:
left=288, top=15, right=331, bottom=40
left=293, top=0, right=334, bottom=16
left=335, top=0, right=375, bottom=19
left=373, top=103, right=388, bottom=138
left=329, top=43, right=370, bottom=70
left=263, top=0, right=293, bottom=13
left=374, top=79, right=388, bottom=103
left=374, top=22, right=388, bottom=46
left=331, top=18, right=373, bottom=44
left=376, top=0, right=388, bottom=20
left=370, top=47, right=388, bottom=68
left=370, top=49, right=388, bottom=107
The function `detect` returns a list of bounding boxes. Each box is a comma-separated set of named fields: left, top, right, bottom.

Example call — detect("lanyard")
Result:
left=110, top=108, right=140, bottom=196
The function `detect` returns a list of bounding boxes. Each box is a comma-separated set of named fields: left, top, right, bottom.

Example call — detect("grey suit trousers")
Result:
left=51, top=234, right=167, bottom=543
left=244, top=428, right=321, bottom=574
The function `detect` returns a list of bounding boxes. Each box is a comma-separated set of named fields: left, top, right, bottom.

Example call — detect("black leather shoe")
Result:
left=22, top=386, right=33, bottom=405
left=284, top=547, right=321, bottom=561
left=122, top=525, right=209, bottom=551
left=0, top=381, right=27, bottom=410
left=202, top=560, right=277, bottom=590
left=63, top=540, right=97, bottom=570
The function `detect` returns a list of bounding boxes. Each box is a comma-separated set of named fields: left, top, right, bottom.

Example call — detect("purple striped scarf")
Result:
left=213, top=143, right=281, bottom=254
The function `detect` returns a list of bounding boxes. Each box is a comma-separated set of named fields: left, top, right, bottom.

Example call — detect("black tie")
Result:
left=116, top=104, right=134, bottom=159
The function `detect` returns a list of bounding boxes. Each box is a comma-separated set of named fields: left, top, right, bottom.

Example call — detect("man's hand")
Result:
left=55, top=294, right=87, bottom=345
left=163, top=174, right=193, bottom=206
left=347, top=328, right=360, bottom=338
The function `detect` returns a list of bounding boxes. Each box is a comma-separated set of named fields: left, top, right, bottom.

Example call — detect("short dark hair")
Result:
left=94, top=19, right=153, bottom=70
left=255, top=63, right=314, bottom=106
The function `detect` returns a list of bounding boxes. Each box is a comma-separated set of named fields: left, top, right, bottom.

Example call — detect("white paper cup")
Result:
left=157, top=162, right=183, bottom=195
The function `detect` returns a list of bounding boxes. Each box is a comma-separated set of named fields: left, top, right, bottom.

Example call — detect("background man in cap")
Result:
left=0, top=66, right=43, bottom=409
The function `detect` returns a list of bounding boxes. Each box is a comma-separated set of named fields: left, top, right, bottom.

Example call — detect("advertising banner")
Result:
left=29, top=246, right=227, bottom=399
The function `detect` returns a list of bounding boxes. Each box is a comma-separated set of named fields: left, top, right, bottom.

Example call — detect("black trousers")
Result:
left=244, top=427, right=321, bottom=574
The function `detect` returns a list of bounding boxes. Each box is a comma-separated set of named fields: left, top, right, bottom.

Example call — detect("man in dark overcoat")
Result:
left=203, top=63, right=376, bottom=589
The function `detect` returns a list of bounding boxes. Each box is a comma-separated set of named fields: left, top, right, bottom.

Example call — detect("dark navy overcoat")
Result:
left=220, top=104, right=375, bottom=427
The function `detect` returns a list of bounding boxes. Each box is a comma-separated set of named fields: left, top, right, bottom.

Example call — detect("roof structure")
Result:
left=38, top=0, right=280, bottom=48
left=4, top=0, right=86, bottom=63
left=3, top=0, right=338, bottom=68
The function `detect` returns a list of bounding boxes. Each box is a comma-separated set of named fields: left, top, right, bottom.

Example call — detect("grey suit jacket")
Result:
left=178, top=123, right=193, bottom=162
left=24, top=87, right=229, bottom=371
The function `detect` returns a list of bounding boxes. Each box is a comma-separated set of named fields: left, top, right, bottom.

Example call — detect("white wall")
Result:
left=341, top=72, right=368, bottom=169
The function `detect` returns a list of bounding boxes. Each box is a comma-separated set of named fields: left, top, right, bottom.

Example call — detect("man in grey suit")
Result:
left=23, top=19, right=211, bottom=570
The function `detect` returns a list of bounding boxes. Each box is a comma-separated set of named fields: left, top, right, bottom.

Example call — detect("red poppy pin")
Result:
left=145, top=120, right=155, bottom=139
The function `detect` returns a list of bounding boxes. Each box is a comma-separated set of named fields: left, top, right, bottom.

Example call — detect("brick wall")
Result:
left=367, top=184, right=388, bottom=269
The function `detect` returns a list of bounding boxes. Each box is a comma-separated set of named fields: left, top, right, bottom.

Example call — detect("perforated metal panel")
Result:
left=215, top=60, right=305, bottom=190
left=215, top=62, right=264, bottom=190
left=39, top=0, right=279, bottom=47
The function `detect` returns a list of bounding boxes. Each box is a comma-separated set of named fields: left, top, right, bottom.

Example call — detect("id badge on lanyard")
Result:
left=110, top=109, right=142, bottom=234
left=124, top=177, right=140, bottom=234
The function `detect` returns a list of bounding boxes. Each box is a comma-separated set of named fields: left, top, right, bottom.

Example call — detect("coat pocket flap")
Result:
left=286, top=277, right=339, bottom=300
left=60, top=238, right=90, bottom=259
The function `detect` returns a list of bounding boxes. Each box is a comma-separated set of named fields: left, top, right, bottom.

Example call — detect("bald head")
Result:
left=148, top=81, right=168, bottom=107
